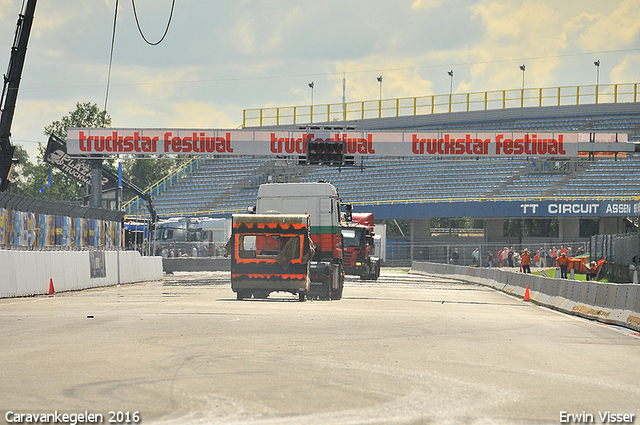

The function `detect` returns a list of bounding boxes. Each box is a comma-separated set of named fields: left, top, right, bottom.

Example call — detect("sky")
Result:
left=1, top=0, right=639, bottom=160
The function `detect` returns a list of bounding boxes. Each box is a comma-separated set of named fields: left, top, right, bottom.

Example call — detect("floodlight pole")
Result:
left=377, top=76, right=383, bottom=118
left=308, top=82, right=314, bottom=123
left=448, top=70, right=454, bottom=112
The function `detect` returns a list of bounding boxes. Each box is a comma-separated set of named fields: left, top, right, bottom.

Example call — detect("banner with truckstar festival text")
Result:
left=67, top=128, right=625, bottom=158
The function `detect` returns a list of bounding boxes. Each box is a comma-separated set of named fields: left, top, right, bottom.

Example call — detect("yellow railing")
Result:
left=242, top=82, right=639, bottom=128
left=122, top=157, right=207, bottom=215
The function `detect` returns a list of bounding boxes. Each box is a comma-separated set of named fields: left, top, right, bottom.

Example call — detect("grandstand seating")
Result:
left=126, top=102, right=640, bottom=218
left=150, top=158, right=265, bottom=214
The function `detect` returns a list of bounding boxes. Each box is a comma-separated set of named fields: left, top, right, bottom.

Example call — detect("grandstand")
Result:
left=125, top=100, right=640, bottom=220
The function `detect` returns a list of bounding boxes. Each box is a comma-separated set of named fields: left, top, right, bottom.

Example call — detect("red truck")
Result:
left=341, top=212, right=380, bottom=280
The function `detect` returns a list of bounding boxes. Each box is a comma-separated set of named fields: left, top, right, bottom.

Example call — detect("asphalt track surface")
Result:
left=1, top=269, right=640, bottom=425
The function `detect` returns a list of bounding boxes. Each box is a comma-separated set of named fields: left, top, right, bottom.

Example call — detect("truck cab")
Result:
left=341, top=212, right=380, bottom=280
left=253, top=182, right=344, bottom=300
left=230, top=213, right=312, bottom=301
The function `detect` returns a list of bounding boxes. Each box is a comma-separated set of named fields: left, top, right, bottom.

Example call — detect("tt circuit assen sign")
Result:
left=369, top=199, right=640, bottom=220
left=66, top=128, right=624, bottom=158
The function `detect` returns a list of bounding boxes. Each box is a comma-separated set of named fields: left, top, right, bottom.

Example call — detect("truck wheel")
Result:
left=254, top=291, right=270, bottom=299
left=330, top=266, right=344, bottom=300
left=331, top=284, right=343, bottom=300
left=236, top=291, right=244, bottom=301
left=321, top=280, right=331, bottom=300
left=371, top=263, right=380, bottom=281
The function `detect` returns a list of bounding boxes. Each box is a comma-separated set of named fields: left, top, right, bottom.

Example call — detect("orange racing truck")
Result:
left=341, top=211, right=380, bottom=280
left=230, top=214, right=313, bottom=301
left=252, top=182, right=345, bottom=300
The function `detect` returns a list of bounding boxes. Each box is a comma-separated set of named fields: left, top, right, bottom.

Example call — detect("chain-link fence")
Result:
left=383, top=238, right=592, bottom=268
left=588, top=234, right=640, bottom=266
left=1, top=192, right=125, bottom=251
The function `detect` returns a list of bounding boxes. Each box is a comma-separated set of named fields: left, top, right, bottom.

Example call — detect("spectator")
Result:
left=521, top=248, right=531, bottom=273
left=451, top=248, right=459, bottom=265
left=586, top=261, right=598, bottom=281
left=539, top=248, right=546, bottom=267
left=486, top=251, right=494, bottom=268
left=556, top=252, right=570, bottom=279
left=500, top=247, right=509, bottom=267
left=471, top=248, right=480, bottom=266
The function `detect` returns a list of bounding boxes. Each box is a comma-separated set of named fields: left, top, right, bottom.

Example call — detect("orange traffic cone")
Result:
left=48, top=278, right=56, bottom=296
left=523, top=285, right=530, bottom=301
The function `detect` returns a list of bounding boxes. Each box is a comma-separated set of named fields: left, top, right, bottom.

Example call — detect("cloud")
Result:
left=169, top=102, right=238, bottom=129
left=110, top=97, right=240, bottom=130
left=2, top=0, right=638, bottom=163
left=610, top=53, right=640, bottom=84
left=563, top=0, right=640, bottom=51
left=470, top=1, right=581, bottom=88
left=332, top=56, right=435, bottom=103
left=411, top=0, right=441, bottom=9
left=0, top=0, right=13, bottom=21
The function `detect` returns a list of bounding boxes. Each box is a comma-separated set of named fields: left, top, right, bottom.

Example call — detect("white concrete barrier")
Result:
left=411, top=261, right=640, bottom=332
left=0, top=250, right=163, bottom=298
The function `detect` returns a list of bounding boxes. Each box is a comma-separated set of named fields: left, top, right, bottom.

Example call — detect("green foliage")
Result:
left=579, top=219, right=599, bottom=238
left=430, top=218, right=483, bottom=229
left=12, top=144, right=83, bottom=201
left=121, top=156, right=181, bottom=201
left=10, top=102, right=111, bottom=202
left=504, top=219, right=559, bottom=238
left=44, top=102, right=111, bottom=140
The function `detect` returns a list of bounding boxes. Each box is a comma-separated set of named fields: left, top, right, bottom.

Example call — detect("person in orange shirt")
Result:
left=521, top=248, right=531, bottom=273
left=556, top=252, right=570, bottom=279
left=586, top=261, right=598, bottom=281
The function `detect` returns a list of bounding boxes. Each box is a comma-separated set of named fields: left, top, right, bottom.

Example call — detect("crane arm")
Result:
left=0, top=0, right=37, bottom=191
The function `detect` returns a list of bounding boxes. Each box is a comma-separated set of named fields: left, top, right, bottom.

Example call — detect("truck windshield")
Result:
left=187, top=231, right=201, bottom=242
left=342, top=228, right=363, bottom=247
left=238, top=234, right=301, bottom=259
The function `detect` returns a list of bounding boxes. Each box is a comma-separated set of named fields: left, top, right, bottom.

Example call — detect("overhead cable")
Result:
left=104, top=0, right=119, bottom=112
left=131, top=0, right=176, bottom=46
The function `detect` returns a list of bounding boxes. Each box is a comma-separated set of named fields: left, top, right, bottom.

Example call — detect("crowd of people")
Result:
left=156, top=244, right=225, bottom=258
left=479, top=245, right=583, bottom=270
left=456, top=245, right=598, bottom=279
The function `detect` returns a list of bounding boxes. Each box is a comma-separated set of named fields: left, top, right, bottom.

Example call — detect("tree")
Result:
left=503, top=218, right=559, bottom=238
left=44, top=102, right=111, bottom=140
left=12, top=144, right=83, bottom=201
left=121, top=156, right=179, bottom=201
left=11, top=102, right=111, bottom=202
left=7, top=144, right=33, bottom=195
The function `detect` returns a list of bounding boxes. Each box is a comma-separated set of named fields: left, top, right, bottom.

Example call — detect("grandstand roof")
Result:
left=258, top=102, right=640, bottom=142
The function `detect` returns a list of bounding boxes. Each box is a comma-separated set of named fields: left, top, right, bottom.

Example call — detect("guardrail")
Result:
left=411, top=261, right=640, bottom=332
left=243, top=82, right=639, bottom=128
